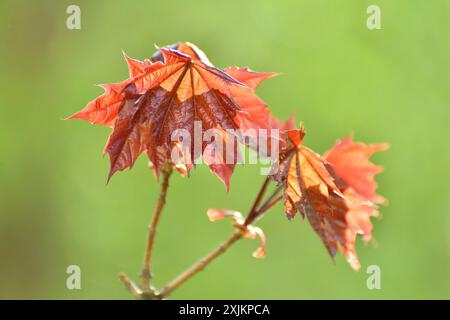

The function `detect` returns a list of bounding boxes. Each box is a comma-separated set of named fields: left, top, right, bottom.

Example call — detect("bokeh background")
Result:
left=0, top=0, right=449, bottom=299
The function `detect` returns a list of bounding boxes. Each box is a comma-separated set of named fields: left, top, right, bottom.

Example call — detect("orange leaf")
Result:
left=276, top=129, right=388, bottom=270
left=224, top=66, right=279, bottom=90
left=67, top=42, right=281, bottom=188
left=324, top=136, right=389, bottom=204
left=275, top=128, right=343, bottom=219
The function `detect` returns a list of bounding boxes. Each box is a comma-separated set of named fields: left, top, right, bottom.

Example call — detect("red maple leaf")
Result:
left=275, top=128, right=388, bottom=270
left=324, top=136, right=389, bottom=204
left=274, top=128, right=343, bottom=219
left=223, top=66, right=295, bottom=158
left=67, top=42, right=285, bottom=188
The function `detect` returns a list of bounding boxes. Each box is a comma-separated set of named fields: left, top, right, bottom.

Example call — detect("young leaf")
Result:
left=275, top=129, right=388, bottom=270
left=324, top=136, right=389, bottom=204
left=207, top=208, right=266, bottom=259
left=274, top=128, right=343, bottom=219
left=67, top=42, right=282, bottom=188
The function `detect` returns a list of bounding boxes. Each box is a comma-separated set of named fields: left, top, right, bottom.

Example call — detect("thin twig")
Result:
left=119, top=273, right=141, bottom=300
left=244, top=176, right=270, bottom=225
left=159, top=229, right=245, bottom=298
left=140, top=164, right=173, bottom=291
left=257, top=194, right=282, bottom=216
left=249, top=184, right=284, bottom=223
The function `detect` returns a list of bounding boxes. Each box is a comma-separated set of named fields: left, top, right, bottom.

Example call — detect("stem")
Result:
left=258, top=194, right=282, bottom=216
left=251, top=184, right=283, bottom=222
left=119, top=273, right=141, bottom=300
left=244, top=176, right=270, bottom=225
left=159, top=229, right=244, bottom=298
left=140, top=164, right=173, bottom=291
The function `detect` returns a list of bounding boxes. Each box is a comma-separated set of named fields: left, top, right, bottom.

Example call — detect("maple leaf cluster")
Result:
left=68, top=42, right=388, bottom=270
left=68, top=42, right=283, bottom=189
left=273, top=128, right=388, bottom=269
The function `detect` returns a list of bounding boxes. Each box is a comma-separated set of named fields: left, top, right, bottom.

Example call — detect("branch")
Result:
left=140, top=164, right=173, bottom=291
left=159, top=229, right=244, bottom=299
left=118, top=273, right=141, bottom=300
left=244, top=176, right=270, bottom=225
left=120, top=164, right=173, bottom=299
left=247, top=183, right=283, bottom=224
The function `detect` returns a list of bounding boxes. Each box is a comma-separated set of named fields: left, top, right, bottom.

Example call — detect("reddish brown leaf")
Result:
left=274, top=128, right=343, bottom=219
left=275, top=129, right=387, bottom=270
left=324, top=136, right=389, bottom=204
left=67, top=81, right=138, bottom=127
left=223, top=66, right=290, bottom=133
left=68, top=42, right=281, bottom=187
left=224, top=66, right=279, bottom=90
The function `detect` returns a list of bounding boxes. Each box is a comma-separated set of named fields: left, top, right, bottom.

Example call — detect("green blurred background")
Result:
left=0, top=0, right=449, bottom=299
